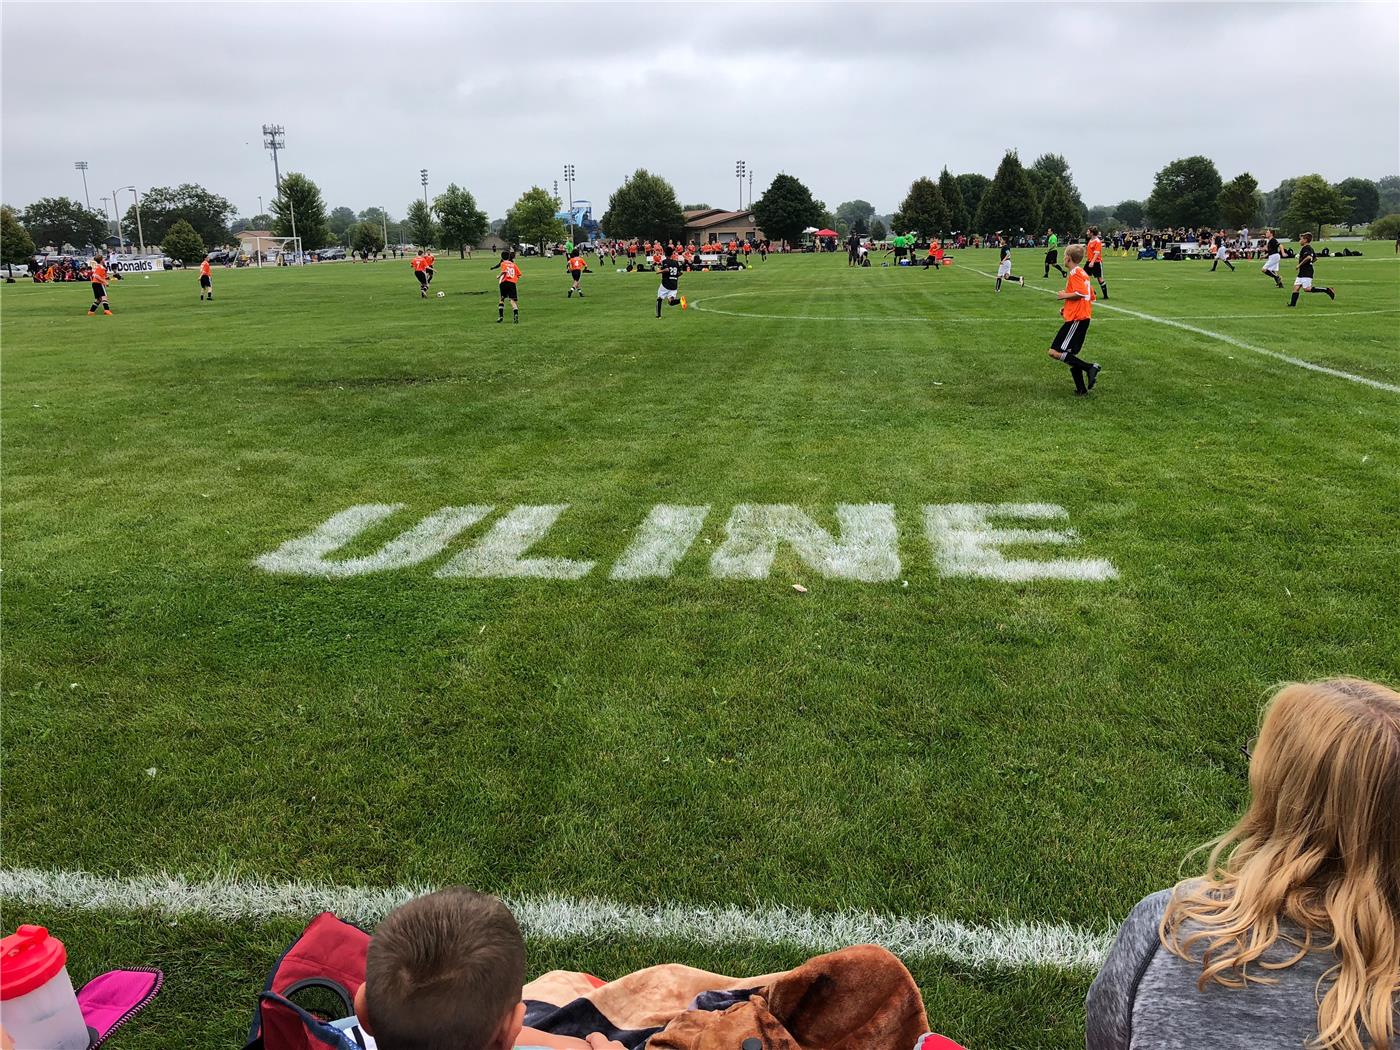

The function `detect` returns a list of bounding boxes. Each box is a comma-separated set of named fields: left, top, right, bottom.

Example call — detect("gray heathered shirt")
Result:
left=1087, top=886, right=1396, bottom=1049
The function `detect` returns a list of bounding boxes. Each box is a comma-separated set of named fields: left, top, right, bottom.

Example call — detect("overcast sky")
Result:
left=3, top=2, right=1397, bottom=222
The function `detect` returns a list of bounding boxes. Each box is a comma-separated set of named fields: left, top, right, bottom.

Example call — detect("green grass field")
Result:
left=3, top=244, right=1398, bottom=1049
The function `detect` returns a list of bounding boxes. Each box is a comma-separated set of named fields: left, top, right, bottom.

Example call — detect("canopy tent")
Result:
left=801, top=226, right=819, bottom=234
left=815, top=229, right=838, bottom=237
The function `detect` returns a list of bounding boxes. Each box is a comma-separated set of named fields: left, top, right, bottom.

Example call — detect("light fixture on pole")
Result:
left=99, top=196, right=112, bottom=238
left=736, top=160, right=746, bottom=210
left=119, top=185, right=145, bottom=256
left=381, top=208, right=388, bottom=251
left=258, top=195, right=263, bottom=216
left=748, top=168, right=754, bottom=210
left=563, top=163, right=576, bottom=243
left=74, top=162, right=91, bottom=210
left=111, top=188, right=125, bottom=249
left=420, top=169, right=429, bottom=206
left=263, top=123, right=298, bottom=261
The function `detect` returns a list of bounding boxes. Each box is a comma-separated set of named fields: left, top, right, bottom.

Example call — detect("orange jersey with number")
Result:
left=498, top=261, right=521, bottom=284
left=90, top=262, right=109, bottom=285
left=200, top=260, right=211, bottom=277
left=1087, top=238, right=1103, bottom=264
left=568, top=256, right=585, bottom=273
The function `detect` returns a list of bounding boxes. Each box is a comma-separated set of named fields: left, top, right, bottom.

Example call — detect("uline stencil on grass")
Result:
left=255, top=502, right=1118, bottom=582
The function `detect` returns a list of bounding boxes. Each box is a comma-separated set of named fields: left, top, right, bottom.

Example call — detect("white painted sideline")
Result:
left=961, top=265, right=1400, bottom=395
left=0, top=867, right=1113, bottom=971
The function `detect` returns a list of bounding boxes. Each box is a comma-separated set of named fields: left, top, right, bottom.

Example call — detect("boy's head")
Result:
left=1065, top=243, right=1086, bottom=266
left=355, top=888, right=526, bottom=1050
left=1088, top=226, right=1099, bottom=237
left=1300, top=232, right=1313, bottom=244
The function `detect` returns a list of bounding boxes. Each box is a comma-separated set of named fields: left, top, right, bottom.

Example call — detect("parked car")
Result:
left=315, top=246, right=347, bottom=261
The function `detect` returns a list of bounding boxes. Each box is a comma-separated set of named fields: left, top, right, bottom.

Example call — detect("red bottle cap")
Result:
left=0, top=925, right=68, bottom=1000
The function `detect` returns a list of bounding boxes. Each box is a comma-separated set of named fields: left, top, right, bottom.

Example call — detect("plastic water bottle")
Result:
left=0, top=926, right=90, bottom=1049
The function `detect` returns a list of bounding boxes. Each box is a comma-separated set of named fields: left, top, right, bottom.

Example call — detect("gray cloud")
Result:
left=3, top=2, right=1396, bottom=221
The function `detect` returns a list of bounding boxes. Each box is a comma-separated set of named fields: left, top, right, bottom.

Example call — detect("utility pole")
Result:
left=74, top=161, right=91, bottom=210
left=736, top=160, right=746, bottom=211
left=748, top=168, right=753, bottom=210
left=263, top=123, right=300, bottom=263
left=111, top=188, right=125, bottom=250
left=99, top=196, right=112, bottom=238
left=381, top=208, right=388, bottom=251
left=258, top=195, right=263, bottom=216
left=563, top=163, right=575, bottom=243
left=118, top=185, right=144, bottom=255
left=420, top=168, right=429, bottom=206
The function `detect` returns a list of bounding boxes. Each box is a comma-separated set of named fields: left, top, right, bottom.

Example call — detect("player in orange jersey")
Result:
left=494, top=249, right=522, bottom=323
left=199, top=254, right=214, bottom=301
left=411, top=252, right=430, bottom=297
left=1046, top=243, right=1101, bottom=395
left=566, top=249, right=590, bottom=298
left=1085, top=226, right=1109, bottom=299
left=87, top=254, right=113, bottom=316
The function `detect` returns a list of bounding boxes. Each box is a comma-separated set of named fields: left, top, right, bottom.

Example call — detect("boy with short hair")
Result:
left=995, top=238, right=1024, bottom=290
left=1043, top=229, right=1066, bottom=278
left=1210, top=232, right=1235, bottom=272
left=1085, top=226, right=1109, bottom=299
left=495, top=250, right=522, bottom=323
left=412, top=252, right=431, bottom=298
left=1288, top=232, right=1335, bottom=306
left=346, top=887, right=624, bottom=1050
left=655, top=248, right=685, bottom=317
left=565, top=249, right=589, bottom=298
left=1261, top=229, right=1283, bottom=288
left=1046, top=243, right=1101, bottom=395
left=87, top=254, right=113, bottom=316
left=199, top=254, right=214, bottom=300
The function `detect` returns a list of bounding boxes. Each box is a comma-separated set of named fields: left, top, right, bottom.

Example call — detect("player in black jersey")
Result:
left=1260, top=230, right=1284, bottom=288
left=1288, top=232, right=1335, bottom=307
left=1210, top=232, right=1235, bottom=272
left=655, top=249, right=686, bottom=318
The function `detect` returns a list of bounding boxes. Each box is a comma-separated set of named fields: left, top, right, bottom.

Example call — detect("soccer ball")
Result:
left=436, top=291, right=445, bottom=298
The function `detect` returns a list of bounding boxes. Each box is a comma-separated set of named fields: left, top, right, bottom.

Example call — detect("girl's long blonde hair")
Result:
left=1161, top=678, right=1400, bottom=1050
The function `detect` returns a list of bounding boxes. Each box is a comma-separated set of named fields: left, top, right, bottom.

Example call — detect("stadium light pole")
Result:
left=110, top=188, right=125, bottom=250
left=263, top=123, right=298, bottom=262
left=99, top=196, right=112, bottom=238
left=748, top=168, right=753, bottom=210
left=120, top=185, right=145, bottom=256
left=736, top=160, right=746, bottom=210
left=74, top=161, right=91, bottom=210
left=380, top=208, right=388, bottom=251
left=420, top=169, right=428, bottom=206
left=258, top=195, right=263, bottom=216
left=563, top=163, right=575, bottom=243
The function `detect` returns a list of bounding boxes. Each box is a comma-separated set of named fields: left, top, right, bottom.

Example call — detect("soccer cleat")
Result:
left=1326, top=288, right=1336, bottom=300
left=1088, top=364, right=1101, bottom=389
left=680, top=296, right=687, bottom=310
left=103, top=310, right=113, bottom=315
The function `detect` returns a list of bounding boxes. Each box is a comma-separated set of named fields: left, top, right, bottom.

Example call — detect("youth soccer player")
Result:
left=995, top=240, right=1025, bottom=290
left=566, top=250, right=589, bottom=297
left=655, top=249, right=685, bottom=318
left=1043, top=229, right=1066, bottom=278
left=1288, top=232, right=1335, bottom=307
left=1210, top=233, right=1235, bottom=272
left=86, top=254, right=113, bottom=315
left=494, top=250, right=522, bottom=322
left=199, top=254, right=214, bottom=300
left=1046, top=243, right=1101, bottom=395
left=422, top=250, right=436, bottom=288
left=1086, top=226, right=1109, bottom=299
left=411, top=252, right=430, bottom=297
left=1260, top=229, right=1284, bottom=288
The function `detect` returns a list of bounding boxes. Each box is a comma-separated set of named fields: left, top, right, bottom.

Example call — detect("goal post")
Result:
left=251, top=236, right=304, bottom=267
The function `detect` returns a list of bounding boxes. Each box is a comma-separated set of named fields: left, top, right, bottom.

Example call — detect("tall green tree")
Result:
left=893, top=177, right=949, bottom=236
left=973, top=151, right=1039, bottom=235
left=505, top=186, right=565, bottom=250
left=752, top=172, right=823, bottom=246
left=1262, top=179, right=1297, bottom=226
left=1281, top=174, right=1348, bottom=237
left=1217, top=172, right=1261, bottom=229
left=1115, top=200, right=1145, bottom=228
left=232, top=214, right=275, bottom=234
left=1038, top=177, right=1082, bottom=236
left=1, top=205, right=37, bottom=267
left=349, top=221, right=385, bottom=256
left=328, top=206, right=358, bottom=239
left=681, top=202, right=711, bottom=211
left=870, top=218, right=887, bottom=241
left=121, top=184, right=235, bottom=247
left=1145, top=155, right=1222, bottom=227
left=19, top=196, right=108, bottom=250
left=835, top=199, right=876, bottom=235
left=1333, top=177, right=1380, bottom=229
left=160, top=219, right=206, bottom=266
left=434, top=184, right=488, bottom=258
left=1028, top=154, right=1085, bottom=223
left=405, top=199, right=437, bottom=245
left=271, top=173, right=330, bottom=249
left=937, top=168, right=968, bottom=234
left=1378, top=176, right=1400, bottom=216
left=600, top=169, right=686, bottom=241
left=955, top=173, right=991, bottom=222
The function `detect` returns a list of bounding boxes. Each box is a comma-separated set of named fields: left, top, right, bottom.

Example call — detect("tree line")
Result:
left=4, top=158, right=1398, bottom=271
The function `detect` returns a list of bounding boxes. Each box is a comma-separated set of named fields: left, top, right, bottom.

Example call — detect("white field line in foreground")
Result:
left=0, top=867, right=1113, bottom=971
left=961, top=266, right=1400, bottom=395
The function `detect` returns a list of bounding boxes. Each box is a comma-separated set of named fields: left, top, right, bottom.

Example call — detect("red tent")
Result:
left=815, top=229, right=838, bottom=237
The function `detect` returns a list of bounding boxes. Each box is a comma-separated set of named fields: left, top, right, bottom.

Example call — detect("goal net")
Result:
left=251, top=236, right=304, bottom=267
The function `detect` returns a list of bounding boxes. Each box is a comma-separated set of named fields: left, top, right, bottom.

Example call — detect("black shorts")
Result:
left=1086, top=261, right=1102, bottom=278
left=1052, top=319, right=1091, bottom=354
left=425, top=267, right=434, bottom=279
left=894, top=247, right=906, bottom=258
left=569, top=270, right=583, bottom=282
left=1044, top=249, right=1058, bottom=263
left=499, top=282, right=518, bottom=300
left=200, top=275, right=212, bottom=288
left=91, top=281, right=107, bottom=299
left=415, top=270, right=428, bottom=286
